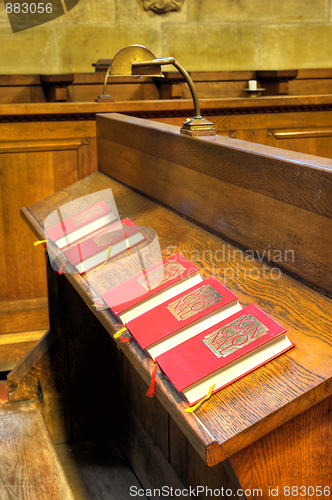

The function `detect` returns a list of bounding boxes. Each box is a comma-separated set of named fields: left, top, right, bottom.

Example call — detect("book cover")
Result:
left=126, top=276, right=242, bottom=359
left=46, top=201, right=117, bottom=249
left=101, top=253, right=202, bottom=323
left=156, top=304, right=294, bottom=406
left=63, top=218, right=146, bottom=273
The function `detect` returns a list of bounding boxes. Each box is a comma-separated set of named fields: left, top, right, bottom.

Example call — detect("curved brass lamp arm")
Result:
left=96, top=44, right=215, bottom=135
left=172, top=60, right=201, bottom=119
left=132, top=57, right=201, bottom=119
left=103, top=66, right=111, bottom=95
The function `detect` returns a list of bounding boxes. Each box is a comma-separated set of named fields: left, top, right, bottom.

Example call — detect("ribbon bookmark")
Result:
left=57, top=262, right=65, bottom=275
left=124, top=229, right=131, bottom=256
left=113, top=326, right=128, bottom=339
left=34, top=239, right=47, bottom=247
left=92, top=301, right=106, bottom=308
left=185, top=383, right=216, bottom=413
left=93, top=245, right=112, bottom=272
left=120, top=335, right=133, bottom=343
left=146, top=363, right=158, bottom=398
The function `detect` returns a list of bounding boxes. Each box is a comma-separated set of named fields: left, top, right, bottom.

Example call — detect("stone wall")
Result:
left=1, top=0, right=332, bottom=74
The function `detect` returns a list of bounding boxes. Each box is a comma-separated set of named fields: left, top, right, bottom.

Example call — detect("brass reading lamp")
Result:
left=96, top=45, right=215, bottom=137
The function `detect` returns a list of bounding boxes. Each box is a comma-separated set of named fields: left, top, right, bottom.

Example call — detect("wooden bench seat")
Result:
left=0, top=400, right=75, bottom=500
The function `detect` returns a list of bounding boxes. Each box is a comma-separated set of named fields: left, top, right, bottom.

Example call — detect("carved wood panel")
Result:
left=0, top=136, right=97, bottom=335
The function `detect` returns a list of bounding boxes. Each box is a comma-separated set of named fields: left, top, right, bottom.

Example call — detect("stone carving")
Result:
left=142, top=0, right=185, bottom=14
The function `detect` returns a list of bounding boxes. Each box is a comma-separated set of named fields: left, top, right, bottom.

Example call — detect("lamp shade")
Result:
left=110, top=45, right=163, bottom=77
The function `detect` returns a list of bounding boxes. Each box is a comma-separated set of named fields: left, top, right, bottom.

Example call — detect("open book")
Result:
left=46, top=201, right=117, bottom=249
left=126, top=276, right=242, bottom=359
left=156, top=304, right=294, bottom=406
left=63, top=218, right=145, bottom=273
left=101, top=253, right=202, bottom=323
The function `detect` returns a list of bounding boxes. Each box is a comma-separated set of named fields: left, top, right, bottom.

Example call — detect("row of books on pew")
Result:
left=101, top=254, right=294, bottom=406
left=46, top=200, right=146, bottom=273
left=44, top=201, right=294, bottom=407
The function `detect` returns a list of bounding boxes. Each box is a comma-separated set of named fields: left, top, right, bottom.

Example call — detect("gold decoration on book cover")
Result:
left=93, top=224, right=130, bottom=247
left=138, top=261, right=186, bottom=291
left=203, top=314, right=268, bottom=358
left=167, top=285, right=222, bottom=321
left=72, top=205, right=104, bottom=226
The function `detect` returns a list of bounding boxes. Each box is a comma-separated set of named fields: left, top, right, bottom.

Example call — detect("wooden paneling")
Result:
left=0, top=299, right=48, bottom=334
left=3, top=69, right=332, bottom=104
left=267, top=127, right=332, bottom=158
left=0, top=128, right=98, bottom=335
left=0, top=142, right=79, bottom=302
left=229, top=396, right=332, bottom=499
left=288, top=69, right=332, bottom=96
left=0, top=75, right=46, bottom=104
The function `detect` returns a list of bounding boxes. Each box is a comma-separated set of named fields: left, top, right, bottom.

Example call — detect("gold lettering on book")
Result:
left=93, top=224, right=130, bottom=247
left=167, top=285, right=222, bottom=321
left=72, top=205, right=104, bottom=226
left=203, top=314, right=268, bottom=358
left=137, top=261, right=186, bottom=291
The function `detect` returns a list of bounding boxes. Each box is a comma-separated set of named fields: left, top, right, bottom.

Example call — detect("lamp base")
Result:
left=95, top=93, right=115, bottom=103
left=180, top=117, right=216, bottom=137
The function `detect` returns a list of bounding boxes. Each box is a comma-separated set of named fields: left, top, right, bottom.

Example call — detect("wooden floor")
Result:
left=0, top=400, right=75, bottom=500
left=56, top=439, right=149, bottom=500
left=0, top=397, right=148, bottom=500
left=0, top=336, right=149, bottom=500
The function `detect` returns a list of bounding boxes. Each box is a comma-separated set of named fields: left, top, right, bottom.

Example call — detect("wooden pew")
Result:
left=3, top=69, right=332, bottom=104
left=13, top=113, right=332, bottom=498
left=2, top=96, right=332, bottom=365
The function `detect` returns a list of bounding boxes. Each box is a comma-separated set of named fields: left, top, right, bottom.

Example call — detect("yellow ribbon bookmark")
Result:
left=185, top=384, right=216, bottom=413
left=33, top=239, right=47, bottom=247
left=93, top=245, right=112, bottom=272
left=113, top=326, right=128, bottom=339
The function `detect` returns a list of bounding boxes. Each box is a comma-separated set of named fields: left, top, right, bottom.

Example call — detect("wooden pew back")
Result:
left=97, top=113, right=332, bottom=295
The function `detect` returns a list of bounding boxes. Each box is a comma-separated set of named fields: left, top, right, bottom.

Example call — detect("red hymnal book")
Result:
left=46, top=201, right=117, bottom=249
left=63, top=218, right=145, bottom=273
left=156, top=304, right=294, bottom=406
left=101, top=253, right=202, bottom=323
left=126, top=276, right=242, bottom=359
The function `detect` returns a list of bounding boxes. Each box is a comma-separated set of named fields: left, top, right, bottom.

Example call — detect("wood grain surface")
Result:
left=229, top=395, right=332, bottom=498
left=8, top=330, right=71, bottom=444
left=0, top=400, right=75, bottom=499
left=21, top=159, right=332, bottom=468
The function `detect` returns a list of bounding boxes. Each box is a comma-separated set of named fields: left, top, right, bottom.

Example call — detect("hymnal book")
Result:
left=126, top=276, right=242, bottom=360
left=46, top=201, right=117, bottom=249
left=63, top=218, right=146, bottom=273
left=156, top=304, right=294, bottom=406
left=101, top=253, right=203, bottom=324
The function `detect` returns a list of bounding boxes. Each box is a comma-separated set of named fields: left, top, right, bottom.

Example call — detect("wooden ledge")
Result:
left=2, top=94, right=332, bottom=122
